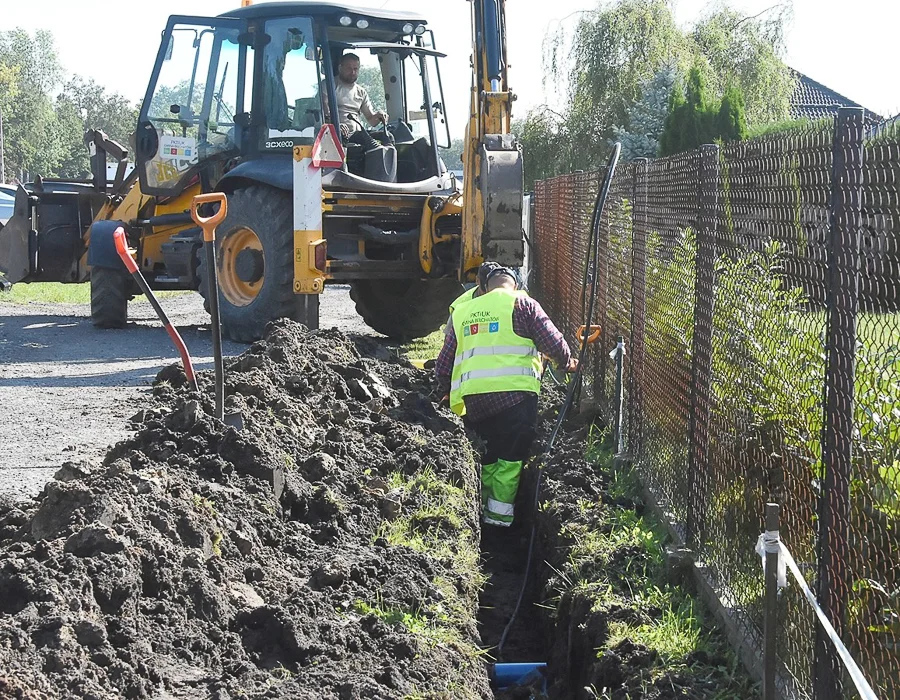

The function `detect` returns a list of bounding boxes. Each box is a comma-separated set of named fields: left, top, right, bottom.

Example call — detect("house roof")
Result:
left=790, top=70, right=883, bottom=125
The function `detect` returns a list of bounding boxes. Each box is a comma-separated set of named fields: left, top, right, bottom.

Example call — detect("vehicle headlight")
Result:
left=356, top=19, right=369, bottom=29
left=402, top=23, right=414, bottom=34
left=339, top=15, right=352, bottom=26
left=414, top=24, right=426, bottom=35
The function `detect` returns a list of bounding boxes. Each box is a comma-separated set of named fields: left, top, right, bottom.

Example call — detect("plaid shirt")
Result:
left=435, top=295, right=572, bottom=422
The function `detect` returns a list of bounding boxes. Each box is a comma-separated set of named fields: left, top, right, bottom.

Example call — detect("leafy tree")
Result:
left=539, top=0, right=793, bottom=172
left=612, top=66, right=677, bottom=161
left=0, top=29, right=65, bottom=179
left=689, top=6, right=793, bottom=126
left=55, top=76, right=138, bottom=179
left=544, top=0, right=686, bottom=169
left=357, top=65, right=385, bottom=114
left=660, top=65, right=748, bottom=155
left=442, top=137, right=464, bottom=171
left=0, top=61, right=21, bottom=182
left=515, top=109, right=573, bottom=191
left=717, top=83, right=748, bottom=143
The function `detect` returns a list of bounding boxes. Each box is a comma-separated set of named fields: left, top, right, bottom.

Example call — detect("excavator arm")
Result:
left=460, top=0, right=524, bottom=279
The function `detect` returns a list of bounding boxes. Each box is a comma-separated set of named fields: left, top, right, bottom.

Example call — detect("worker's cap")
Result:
left=476, top=262, right=505, bottom=290
left=478, top=262, right=519, bottom=289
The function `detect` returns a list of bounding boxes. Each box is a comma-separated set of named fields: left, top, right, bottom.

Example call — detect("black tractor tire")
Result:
left=197, top=186, right=296, bottom=343
left=90, top=266, right=129, bottom=329
left=350, top=278, right=465, bottom=341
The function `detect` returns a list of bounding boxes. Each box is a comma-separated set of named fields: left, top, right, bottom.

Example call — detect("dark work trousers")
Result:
left=347, top=128, right=379, bottom=150
left=464, top=394, right=539, bottom=465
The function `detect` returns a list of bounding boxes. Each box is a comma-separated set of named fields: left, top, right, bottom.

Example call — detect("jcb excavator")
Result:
left=0, top=0, right=522, bottom=342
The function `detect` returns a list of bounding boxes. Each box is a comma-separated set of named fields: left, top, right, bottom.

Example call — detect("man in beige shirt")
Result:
left=334, top=53, right=388, bottom=146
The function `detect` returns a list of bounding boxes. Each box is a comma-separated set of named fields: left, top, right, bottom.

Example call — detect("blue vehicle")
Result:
left=0, top=191, right=14, bottom=226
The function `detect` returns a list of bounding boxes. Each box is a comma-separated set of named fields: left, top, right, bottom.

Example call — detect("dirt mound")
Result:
left=0, top=321, right=490, bottom=699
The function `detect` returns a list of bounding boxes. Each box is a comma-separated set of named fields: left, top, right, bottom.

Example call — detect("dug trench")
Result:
left=0, top=321, right=754, bottom=699
left=477, top=393, right=757, bottom=699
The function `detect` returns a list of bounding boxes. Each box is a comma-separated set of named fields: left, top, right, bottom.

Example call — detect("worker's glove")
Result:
left=565, top=358, right=579, bottom=373
left=340, top=123, right=351, bottom=139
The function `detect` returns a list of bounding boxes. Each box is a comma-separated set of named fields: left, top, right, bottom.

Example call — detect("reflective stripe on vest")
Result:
left=453, top=344, right=540, bottom=367
left=449, top=288, right=542, bottom=416
left=450, top=365, right=542, bottom=392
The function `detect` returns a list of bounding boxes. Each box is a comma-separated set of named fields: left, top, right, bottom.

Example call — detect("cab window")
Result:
left=260, top=17, right=322, bottom=149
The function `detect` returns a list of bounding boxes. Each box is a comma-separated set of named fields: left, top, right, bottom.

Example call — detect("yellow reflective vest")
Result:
left=449, top=288, right=542, bottom=416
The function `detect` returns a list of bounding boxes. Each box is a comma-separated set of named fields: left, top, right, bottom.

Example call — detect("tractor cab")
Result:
left=136, top=2, right=454, bottom=199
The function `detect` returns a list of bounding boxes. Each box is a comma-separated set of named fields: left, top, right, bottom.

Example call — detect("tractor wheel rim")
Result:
left=220, top=227, right=264, bottom=307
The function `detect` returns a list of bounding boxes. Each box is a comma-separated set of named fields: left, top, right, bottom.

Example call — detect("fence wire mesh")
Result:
left=531, top=108, right=900, bottom=699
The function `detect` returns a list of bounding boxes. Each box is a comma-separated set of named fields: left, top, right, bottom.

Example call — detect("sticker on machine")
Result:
left=158, top=135, right=198, bottom=168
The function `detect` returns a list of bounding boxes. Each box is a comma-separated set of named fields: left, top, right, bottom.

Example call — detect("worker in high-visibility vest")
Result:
left=435, top=264, right=577, bottom=527
left=444, top=261, right=515, bottom=335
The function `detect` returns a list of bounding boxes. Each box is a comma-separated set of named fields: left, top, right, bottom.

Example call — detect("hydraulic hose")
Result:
left=496, top=143, right=621, bottom=660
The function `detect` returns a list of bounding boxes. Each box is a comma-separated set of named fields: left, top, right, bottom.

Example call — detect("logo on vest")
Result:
left=489, top=322, right=499, bottom=333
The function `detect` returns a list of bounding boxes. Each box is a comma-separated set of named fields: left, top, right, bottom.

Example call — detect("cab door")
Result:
left=136, top=16, right=251, bottom=197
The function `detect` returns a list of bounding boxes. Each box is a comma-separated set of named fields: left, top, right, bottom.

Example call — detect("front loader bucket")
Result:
left=0, top=183, right=100, bottom=284
left=0, top=187, right=34, bottom=283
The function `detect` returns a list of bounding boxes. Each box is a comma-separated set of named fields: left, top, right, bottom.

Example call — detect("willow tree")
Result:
left=531, top=0, right=794, bottom=171
left=543, top=0, right=687, bottom=170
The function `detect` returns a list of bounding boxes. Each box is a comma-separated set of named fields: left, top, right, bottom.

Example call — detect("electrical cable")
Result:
left=496, top=143, right=621, bottom=660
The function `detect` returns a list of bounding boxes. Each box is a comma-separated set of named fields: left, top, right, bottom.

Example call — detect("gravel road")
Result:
left=0, top=286, right=371, bottom=500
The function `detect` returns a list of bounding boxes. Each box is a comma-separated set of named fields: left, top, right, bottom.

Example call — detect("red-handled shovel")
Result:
left=113, top=227, right=199, bottom=392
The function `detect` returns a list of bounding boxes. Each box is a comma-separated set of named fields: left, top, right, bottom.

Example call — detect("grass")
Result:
left=378, top=467, right=482, bottom=586
left=606, top=598, right=702, bottom=662
left=369, top=466, right=486, bottom=660
left=543, top=428, right=756, bottom=697
left=857, top=311, right=900, bottom=349
left=403, top=328, right=446, bottom=361
left=0, top=281, right=188, bottom=305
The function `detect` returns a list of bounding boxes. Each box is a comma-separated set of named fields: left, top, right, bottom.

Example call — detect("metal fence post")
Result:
left=629, top=158, right=649, bottom=460
left=612, top=336, right=626, bottom=454
left=686, top=144, right=719, bottom=549
left=764, top=502, right=781, bottom=700
left=814, top=107, right=863, bottom=700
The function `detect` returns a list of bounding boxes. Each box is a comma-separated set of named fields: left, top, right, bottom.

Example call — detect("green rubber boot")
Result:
left=482, top=458, right=522, bottom=527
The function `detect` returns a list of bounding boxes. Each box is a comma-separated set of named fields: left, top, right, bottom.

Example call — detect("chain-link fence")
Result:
left=530, top=108, right=900, bottom=699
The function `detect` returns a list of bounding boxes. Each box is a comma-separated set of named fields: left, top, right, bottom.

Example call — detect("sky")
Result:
left=2, top=0, right=898, bottom=138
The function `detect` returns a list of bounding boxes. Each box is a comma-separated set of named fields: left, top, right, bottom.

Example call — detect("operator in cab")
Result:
left=435, top=263, right=578, bottom=528
left=333, top=53, right=388, bottom=148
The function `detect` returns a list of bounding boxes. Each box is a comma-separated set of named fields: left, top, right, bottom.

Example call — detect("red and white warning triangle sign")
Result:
left=311, top=124, right=346, bottom=168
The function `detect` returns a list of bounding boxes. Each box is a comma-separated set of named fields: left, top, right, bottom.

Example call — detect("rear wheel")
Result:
left=350, top=278, right=465, bottom=341
left=90, top=266, right=128, bottom=328
left=198, top=186, right=306, bottom=342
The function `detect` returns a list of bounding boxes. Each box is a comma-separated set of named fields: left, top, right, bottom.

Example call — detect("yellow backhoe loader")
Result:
left=0, top=0, right=523, bottom=342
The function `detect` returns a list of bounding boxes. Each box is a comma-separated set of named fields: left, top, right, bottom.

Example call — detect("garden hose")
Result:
left=496, top=143, right=621, bottom=660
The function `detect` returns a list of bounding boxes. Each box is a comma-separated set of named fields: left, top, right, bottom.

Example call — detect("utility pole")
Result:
left=0, top=108, right=5, bottom=184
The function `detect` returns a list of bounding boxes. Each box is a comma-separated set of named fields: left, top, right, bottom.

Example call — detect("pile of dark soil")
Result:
left=0, top=320, right=491, bottom=699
